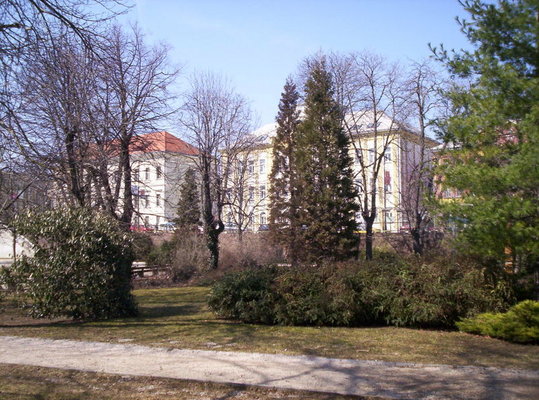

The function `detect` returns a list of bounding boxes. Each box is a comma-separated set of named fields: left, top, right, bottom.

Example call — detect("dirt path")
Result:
left=0, top=335, right=537, bottom=399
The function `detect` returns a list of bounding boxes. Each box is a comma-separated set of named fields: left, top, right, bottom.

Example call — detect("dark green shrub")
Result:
left=207, top=251, right=513, bottom=329
left=131, top=232, right=154, bottom=261
left=1, top=208, right=137, bottom=320
left=208, top=266, right=279, bottom=324
left=357, top=252, right=512, bottom=328
left=274, top=264, right=361, bottom=326
left=147, top=239, right=175, bottom=267
left=457, top=300, right=539, bottom=343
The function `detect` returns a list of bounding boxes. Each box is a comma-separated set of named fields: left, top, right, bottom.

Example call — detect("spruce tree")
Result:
left=434, top=1, right=538, bottom=277
left=269, top=78, right=301, bottom=263
left=294, top=59, right=359, bottom=261
left=175, top=167, right=200, bottom=228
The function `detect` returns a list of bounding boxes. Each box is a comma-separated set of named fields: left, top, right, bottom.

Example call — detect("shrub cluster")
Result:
left=208, top=252, right=513, bottom=328
left=456, top=300, right=539, bottom=344
left=1, top=208, right=137, bottom=320
left=147, top=228, right=209, bottom=282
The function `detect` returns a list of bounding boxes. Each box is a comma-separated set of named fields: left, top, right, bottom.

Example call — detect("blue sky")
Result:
left=127, top=0, right=472, bottom=127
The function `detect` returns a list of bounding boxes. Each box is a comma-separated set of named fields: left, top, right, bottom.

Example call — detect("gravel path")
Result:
left=0, top=335, right=538, bottom=399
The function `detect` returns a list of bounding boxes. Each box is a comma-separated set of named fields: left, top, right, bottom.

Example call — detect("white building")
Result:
left=129, top=131, right=198, bottom=230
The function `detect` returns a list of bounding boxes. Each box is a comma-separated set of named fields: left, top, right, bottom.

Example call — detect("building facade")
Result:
left=129, top=131, right=198, bottom=230
left=223, top=112, right=438, bottom=233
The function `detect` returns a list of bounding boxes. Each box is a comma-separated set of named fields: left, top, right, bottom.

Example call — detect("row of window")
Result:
left=136, top=193, right=162, bottom=208
left=226, top=212, right=267, bottom=226
left=242, top=158, right=266, bottom=175
left=355, top=148, right=392, bottom=164
left=132, top=166, right=162, bottom=182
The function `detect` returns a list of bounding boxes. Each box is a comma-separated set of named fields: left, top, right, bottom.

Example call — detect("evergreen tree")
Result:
left=434, top=1, right=538, bottom=277
left=175, top=167, right=200, bottom=228
left=269, top=78, right=301, bottom=263
left=294, top=59, right=359, bottom=261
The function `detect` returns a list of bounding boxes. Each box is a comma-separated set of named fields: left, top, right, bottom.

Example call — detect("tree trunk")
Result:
left=202, top=160, right=224, bottom=269
left=119, top=142, right=133, bottom=229
left=411, top=228, right=423, bottom=255
left=365, top=217, right=375, bottom=260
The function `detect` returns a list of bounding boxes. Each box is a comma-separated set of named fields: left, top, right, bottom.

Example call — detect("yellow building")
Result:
left=224, top=111, right=438, bottom=233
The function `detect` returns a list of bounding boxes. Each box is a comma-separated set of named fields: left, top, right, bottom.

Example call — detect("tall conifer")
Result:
left=175, top=167, right=200, bottom=228
left=269, top=78, right=301, bottom=263
left=295, top=59, right=358, bottom=260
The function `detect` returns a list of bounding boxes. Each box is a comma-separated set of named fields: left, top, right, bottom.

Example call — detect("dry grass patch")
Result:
left=0, top=287, right=537, bottom=370
left=0, top=364, right=371, bottom=400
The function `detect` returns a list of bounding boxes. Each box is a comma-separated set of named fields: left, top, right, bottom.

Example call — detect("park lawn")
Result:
left=0, top=364, right=371, bottom=400
left=0, top=286, right=537, bottom=370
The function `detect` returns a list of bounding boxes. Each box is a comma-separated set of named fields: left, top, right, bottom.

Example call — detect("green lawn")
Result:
left=1, top=286, right=537, bottom=370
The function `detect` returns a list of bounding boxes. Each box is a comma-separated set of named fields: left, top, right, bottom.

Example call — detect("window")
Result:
left=260, top=212, right=267, bottom=225
left=145, top=167, right=150, bottom=180
left=368, top=148, right=375, bottom=163
left=248, top=160, right=254, bottom=174
left=384, top=149, right=392, bottom=163
left=383, top=211, right=394, bottom=231
left=248, top=186, right=254, bottom=201
left=156, top=166, right=162, bottom=179
left=259, top=159, right=266, bottom=174
left=144, top=194, right=150, bottom=208
left=384, top=171, right=392, bottom=193
left=156, top=193, right=161, bottom=207
left=260, top=185, right=266, bottom=199
left=133, top=169, right=139, bottom=182
left=144, top=216, right=150, bottom=226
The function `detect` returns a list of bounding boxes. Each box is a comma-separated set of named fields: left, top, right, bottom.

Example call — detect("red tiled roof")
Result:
left=129, top=131, right=198, bottom=155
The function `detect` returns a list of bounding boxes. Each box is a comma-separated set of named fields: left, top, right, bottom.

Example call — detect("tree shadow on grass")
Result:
left=139, top=304, right=202, bottom=319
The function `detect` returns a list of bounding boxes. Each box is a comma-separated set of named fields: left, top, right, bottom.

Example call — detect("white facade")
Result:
left=129, top=132, right=198, bottom=230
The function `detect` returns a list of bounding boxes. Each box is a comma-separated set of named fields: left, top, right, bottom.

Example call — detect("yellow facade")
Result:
left=224, top=123, right=437, bottom=233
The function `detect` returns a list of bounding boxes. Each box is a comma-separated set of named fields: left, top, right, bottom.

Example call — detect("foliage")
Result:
left=457, top=300, right=539, bottom=344
left=174, top=167, right=200, bottom=228
left=274, top=264, right=362, bottom=326
left=1, top=208, right=137, bottom=320
left=434, top=0, right=539, bottom=279
left=170, top=229, right=209, bottom=281
left=356, top=252, right=513, bottom=327
left=294, top=58, right=359, bottom=261
left=147, top=229, right=209, bottom=282
left=208, top=266, right=279, bottom=324
left=219, top=233, right=285, bottom=270
left=208, top=252, right=512, bottom=328
left=131, top=232, right=155, bottom=261
left=269, top=78, right=301, bottom=262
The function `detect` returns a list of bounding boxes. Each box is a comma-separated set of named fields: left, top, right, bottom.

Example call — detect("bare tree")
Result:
left=179, top=72, right=255, bottom=269
left=330, top=51, right=407, bottom=260
left=224, top=148, right=267, bottom=242
left=399, top=60, right=445, bottom=255
left=5, top=25, right=177, bottom=228
left=90, top=25, right=178, bottom=226
left=1, top=0, right=129, bottom=135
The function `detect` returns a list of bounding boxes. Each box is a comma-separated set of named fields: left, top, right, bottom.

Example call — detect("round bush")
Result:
left=208, top=266, right=279, bottom=324
left=2, top=208, right=137, bottom=320
left=457, top=300, right=539, bottom=343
